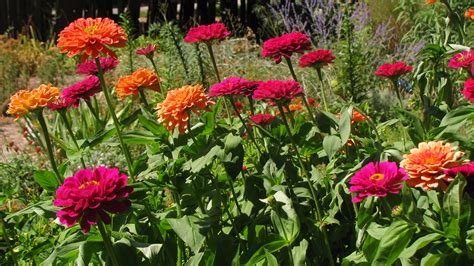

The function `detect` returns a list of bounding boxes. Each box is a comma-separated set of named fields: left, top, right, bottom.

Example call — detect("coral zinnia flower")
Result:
left=62, top=76, right=101, bottom=107
left=57, top=18, right=127, bottom=62
left=463, top=78, right=474, bottom=102
left=400, top=141, right=469, bottom=191
left=464, top=9, right=474, bottom=20
left=426, top=0, right=436, bottom=4
left=76, top=57, right=119, bottom=75
left=54, top=167, right=133, bottom=233
left=448, top=50, right=474, bottom=69
left=156, top=84, right=213, bottom=134
left=7, top=84, right=60, bottom=119
left=262, top=32, right=312, bottom=64
left=250, top=114, right=276, bottom=126
left=349, top=162, right=408, bottom=203
left=252, top=80, right=304, bottom=103
left=209, top=77, right=258, bottom=97
left=136, top=44, right=158, bottom=57
left=115, top=68, right=160, bottom=99
left=375, top=62, right=413, bottom=79
left=183, top=23, right=231, bottom=43
left=299, top=49, right=336, bottom=68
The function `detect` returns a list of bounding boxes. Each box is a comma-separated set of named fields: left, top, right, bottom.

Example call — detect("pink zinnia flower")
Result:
left=136, top=44, right=158, bottom=57
left=62, top=76, right=101, bottom=107
left=444, top=162, right=474, bottom=179
left=299, top=49, right=336, bottom=68
left=183, top=23, right=230, bottom=43
left=76, top=57, right=119, bottom=75
left=349, top=162, right=408, bottom=203
left=250, top=114, right=276, bottom=126
left=54, top=167, right=133, bottom=233
left=262, top=32, right=312, bottom=64
left=208, top=77, right=258, bottom=97
left=463, top=78, right=474, bottom=102
left=375, top=62, right=413, bottom=79
left=252, top=80, right=304, bottom=103
left=47, top=97, right=75, bottom=111
left=448, top=50, right=474, bottom=69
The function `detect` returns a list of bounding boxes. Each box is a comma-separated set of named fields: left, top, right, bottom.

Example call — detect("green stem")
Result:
left=95, top=58, right=134, bottom=178
left=248, top=96, right=255, bottom=116
left=35, top=110, right=62, bottom=184
left=194, top=44, right=207, bottom=87
left=85, top=100, right=103, bottom=125
left=149, top=57, right=164, bottom=97
left=206, top=43, right=221, bottom=82
left=227, top=178, right=242, bottom=216
left=58, top=110, right=86, bottom=168
left=171, top=190, right=184, bottom=266
left=138, top=87, right=149, bottom=107
left=229, top=97, right=263, bottom=156
left=97, top=220, right=119, bottom=266
left=167, top=23, right=190, bottom=80
left=276, top=103, right=334, bottom=266
left=316, top=68, right=329, bottom=112
left=392, top=80, right=404, bottom=108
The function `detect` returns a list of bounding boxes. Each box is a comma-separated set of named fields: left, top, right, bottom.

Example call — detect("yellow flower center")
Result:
left=79, top=180, right=99, bottom=189
left=83, top=25, right=99, bottom=34
left=457, top=54, right=465, bottom=62
left=369, top=173, right=385, bottom=181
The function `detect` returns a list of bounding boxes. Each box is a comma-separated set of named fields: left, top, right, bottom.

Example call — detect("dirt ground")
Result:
left=0, top=117, right=27, bottom=161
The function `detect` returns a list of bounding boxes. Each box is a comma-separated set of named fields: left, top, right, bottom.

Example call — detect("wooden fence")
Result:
left=0, top=0, right=262, bottom=41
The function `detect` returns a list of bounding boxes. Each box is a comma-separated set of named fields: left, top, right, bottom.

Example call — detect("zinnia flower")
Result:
left=375, top=62, right=413, bottom=79
left=76, top=57, right=119, bottom=75
left=464, top=9, right=474, bottom=20
left=208, top=77, right=258, bottom=97
left=444, top=162, right=474, bottom=197
left=262, top=32, right=312, bottom=64
left=7, top=84, right=60, bottom=119
left=252, top=80, right=304, bottom=103
left=250, top=114, right=276, bottom=126
left=57, top=17, right=127, bottom=62
left=115, top=68, right=160, bottom=99
left=136, top=44, right=158, bottom=57
left=448, top=50, right=474, bottom=69
left=349, top=162, right=408, bottom=203
left=183, top=23, right=230, bottom=44
left=426, top=0, right=436, bottom=4
left=352, top=111, right=367, bottom=123
left=400, top=141, right=469, bottom=191
left=156, top=84, right=213, bottom=134
left=62, top=76, right=101, bottom=107
left=299, top=49, right=336, bottom=68
left=463, top=78, right=474, bottom=102
left=54, top=167, right=133, bottom=233
left=47, top=97, right=75, bottom=111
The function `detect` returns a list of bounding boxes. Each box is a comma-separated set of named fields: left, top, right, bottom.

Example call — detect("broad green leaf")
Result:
left=372, top=220, right=415, bottom=265
left=443, top=175, right=466, bottom=219
left=339, top=106, right=352, bottom=144
left=6, top=200, right=57, bottom=220
left=76, top=240, right=103, bottom=266
left=270, top=191, right=300, bottom=244
left=264, top=251, right=278, bottom=266
left=186, top=252, right=204, bottom=266
left=342, top=251, right=369, bottom=266
left=188, top=146, right=222, bottom=173
left=122, top=130, right=159, bottom=144
left=220, top=133, right=244, bottom=180
left=323, top=135, right=342, bottom=159
left=34, top=170, right=60, bottom=192
left=291, top=239, right=308, bottom=266
left=399, top=233, right=442, bottom=259
left=168, top=215, right=206, bottom=253
left=245, top=237, right=288, bottom=265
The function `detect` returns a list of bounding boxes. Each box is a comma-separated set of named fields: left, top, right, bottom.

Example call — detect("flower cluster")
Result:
left=184, top=23, right=230, bottom=44
left=115, top=68, right=160, bottom=99
left=54, top=167, right=133, bottom=233
left=7, top=84, right=60, bottom=118
left=262, top=32, right=312, bottom=64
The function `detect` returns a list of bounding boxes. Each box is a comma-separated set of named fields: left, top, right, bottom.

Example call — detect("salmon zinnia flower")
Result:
left=57, top=18, right=127, bottom=62
left=262, top=32, right=312, bottom=64
left=115, top=68, right=160, bottom=99
left=54, top=167, right=133, bottom=233
left=400, top=141, right=469, bottom=191
left=349, top=162, right=408, bottom=203
left=7, top=84, right=60, bottom=119
left=156, top=84, right=213, bottom=134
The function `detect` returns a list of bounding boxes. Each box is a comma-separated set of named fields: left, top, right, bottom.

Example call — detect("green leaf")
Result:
left=291, top=239, right=308, bottom=266
left=399, top=233, right=442, bottom=259
left=34, top=170, right=60, bottom=192
left=339, top=106, right=352, bottom=145
left=188, top=146, right=222, bottom=173
left=220, top=133, right=244, bottom=180
left=323, top=135, right=342, bottom=159
left=342, top=251, right=369, bottom=266
left=372, top=220, right=415, bottom=265
left=168, top=215, right=206, bottom=253
left=245, top=237, right=288, bottom=265
left=122, top=130, right=159, bottom=144
left=264, top=251, right=278, bottom=266
left=138, top=114, right=168, bottom=137
left=76, top=240, right=103, bottom=266
left=270, top=191, right=300, bottom=244
left=443, top=175, right=466, bottom=219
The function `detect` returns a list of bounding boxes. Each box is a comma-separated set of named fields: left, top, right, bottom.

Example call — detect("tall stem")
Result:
left=85, top=100, right=103, bottom=125
left=229, top=97, right=262, bottom=156
left=284, top=57, right=318, bottom=124
left=392, top=80, right=404, bottom=108
left=227, top=178, right=242, bottom=215
left=316, top=68, right=329, bottom=112
left=168, top=23, right=190, bottom=80
left=149, top=57, right=164, bottom=97
left=36, top=110, right=62, bottom=184
left=138, top=87, right=149, bottom=107
left=171, top=189, right=185, bottom=266
left=97, top=220, right=120, bottom=266
left=206, top=43, right=221, bottom=83
left=277, top=103, right=335, bottom=266
left=194, top=44, right=207, bottom=87
left=58, top=110, right=87, bottom=168
left=95, top=58, right=134, bottom=177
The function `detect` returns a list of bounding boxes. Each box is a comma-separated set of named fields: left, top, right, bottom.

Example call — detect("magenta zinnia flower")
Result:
left=250, top=114, right=276, bottom=126
left=47, top=97, right=75, bottom=111
left=262, top=32, right=312, bottom=64
left=136, top=44, right=158, bottom=57
left=448, top=50, right=474, bottom=69
left=208, top=77, right=258, bottom=97
left=299, top=49, right=336, bottom=68
left=252, top=80, right=304, bottom=103
left=444, top=162, right=474, bottom=179
left=54, top=167, right=133, bottom=233
left=183, top=23, right=231, bottom=44
left=62, top=76, right=101, bottom=107
left=76, top=57, right=119, bottom=75
left=349, top=162, right=408, bottom=203
left=375, top=62, right=413, bottom=79
left=463, top=78, right=474, bottom=102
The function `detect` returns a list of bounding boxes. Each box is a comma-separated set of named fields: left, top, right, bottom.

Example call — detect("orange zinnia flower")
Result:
left=426, top=0, right=436, bottom=4
left=465, top=9, right=474, bottom=20
left=57, top=18, right=127, bottom=62
left=156, top=84, right=213, bottom=134
left=7, top=84, right=60, bottom=119
left=115, top=68, right=160, bottom=99
left=352, top=111, right=367, bottom=123
left=400, top=141, right=469, bottom=191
